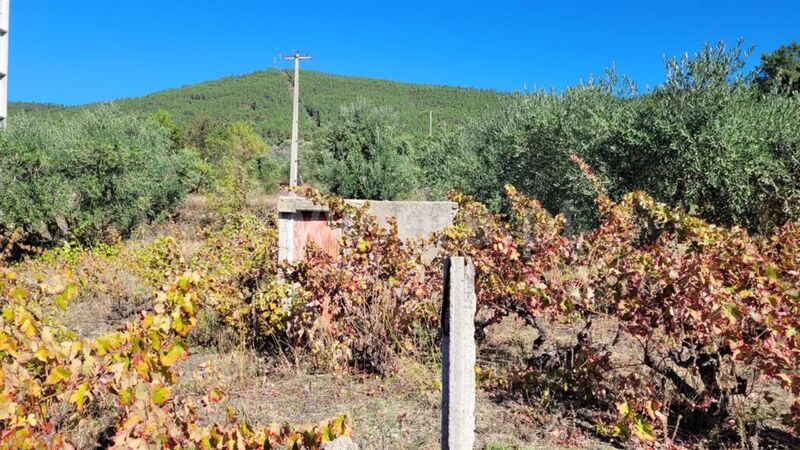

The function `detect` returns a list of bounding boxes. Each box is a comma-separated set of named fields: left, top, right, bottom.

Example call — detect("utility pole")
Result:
left=285, top=51, right=311, bottom=187
left=0, top=0, right=9, bottom=128
left=429, top=110, right=433, bottom=137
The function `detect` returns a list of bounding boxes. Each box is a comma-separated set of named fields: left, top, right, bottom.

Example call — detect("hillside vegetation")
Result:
left=3, top=39, right=800, bottom=449
left=10, top=69, right=508, bottom=141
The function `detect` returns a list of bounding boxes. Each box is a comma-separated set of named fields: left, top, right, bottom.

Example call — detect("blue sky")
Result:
left=10, top=0, right=800, bottom=105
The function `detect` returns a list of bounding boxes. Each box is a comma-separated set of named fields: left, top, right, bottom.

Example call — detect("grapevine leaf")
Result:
left=151, top=385, right=170, bottom=406
left=69, top=383, right=90, bottom=409
left=45, top=366, right=72, bottom=385
left=160, top=343, right=187, bottom=367
left=633, top=418, right=656, bottom=441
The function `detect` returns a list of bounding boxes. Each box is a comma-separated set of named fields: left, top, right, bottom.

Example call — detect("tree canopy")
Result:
left=309, top=100, right=417, bottom=200
left=755, top=41, right=800, bottom=95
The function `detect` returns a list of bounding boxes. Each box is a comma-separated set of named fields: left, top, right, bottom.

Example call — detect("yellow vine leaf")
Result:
left=9, top=286, right=28, bottom=300
left=151, top=385, right=170, bottom=406
left=53, top=283, right=80, bottom=311
left=118, top=389, right=133, bottom=406
left=21, top=317, right=37, bottom=337
left=633, top=418, right=657, bottom=441
left=0, top=399, right=17, bottom=421
left=616, top=400, right=633, bottom=418
left=34, top=347, right=50, bottom=362
left=45, top=366, right=72, bottom=385
left=208, top=387, right=224, bottom=403
left=160, top=343, right=187, bottom=367
left=69, top=383, right=90, bottom=409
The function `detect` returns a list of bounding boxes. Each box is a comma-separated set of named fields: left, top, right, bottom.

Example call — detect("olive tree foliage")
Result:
left=309, top=100, right=417, bottom=200
left=424, top=40, right=800, bottom=233
left=0, top=106, right=204, bottom=247
left=415, top=127, right=479, bottom=200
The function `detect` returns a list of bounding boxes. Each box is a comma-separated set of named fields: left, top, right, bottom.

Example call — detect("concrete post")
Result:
left=441, top=256, right=476, bottom=450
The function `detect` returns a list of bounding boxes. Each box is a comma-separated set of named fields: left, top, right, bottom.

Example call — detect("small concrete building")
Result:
left=277, top=196, right=458, bottom=263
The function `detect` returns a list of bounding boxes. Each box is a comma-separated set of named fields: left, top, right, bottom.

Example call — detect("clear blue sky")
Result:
left=10, top=0, right=800, bottom=105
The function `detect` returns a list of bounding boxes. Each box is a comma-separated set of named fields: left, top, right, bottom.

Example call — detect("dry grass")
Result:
left=175, top=350, right=615, bottom=449
left=247, top=190, right=279, bottom=220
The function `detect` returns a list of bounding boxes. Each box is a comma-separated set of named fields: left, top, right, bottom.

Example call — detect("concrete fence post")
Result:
left=441, top=256, right=476, bottom=450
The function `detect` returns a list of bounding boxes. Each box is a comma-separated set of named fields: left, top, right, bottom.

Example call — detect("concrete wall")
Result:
left=277, top=196, right=458, bottom=262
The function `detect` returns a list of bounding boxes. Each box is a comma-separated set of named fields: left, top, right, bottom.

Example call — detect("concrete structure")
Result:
left=0, top=0, right=8, bottom=127
left=441, top=256, right=476, bottom=450
left=277, top=196, right=458, bottom=263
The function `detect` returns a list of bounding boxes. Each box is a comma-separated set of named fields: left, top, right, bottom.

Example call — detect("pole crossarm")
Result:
left=285, top=55, right=312, bottom=61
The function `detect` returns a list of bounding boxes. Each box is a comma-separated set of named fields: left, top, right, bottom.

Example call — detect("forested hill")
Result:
left=10, top=69, right=509, bottom=140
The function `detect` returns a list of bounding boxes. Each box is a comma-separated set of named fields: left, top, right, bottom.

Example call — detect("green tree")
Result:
left=417, top=128, right=477, bottom=200
left=147, top=109, right=186, bottom=149
left=185, top=116, right=214, bottom=155
left=225, top=121, right=269, bottom=161
left=190, top=120, right=268, bottom=166
left=199, top=121, right=278, bottom=211
left=755, top=42, right=800, bottom=95
left=310, top=100, right=417, bottom=200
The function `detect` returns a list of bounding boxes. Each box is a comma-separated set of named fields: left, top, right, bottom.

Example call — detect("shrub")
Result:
left=250, top=148, right=284, bottom=188
left=189, top=120, right=281, bottom=212
left=0, top=106, right=203, bottom=251
left=146, top=109, right=187, bottom=149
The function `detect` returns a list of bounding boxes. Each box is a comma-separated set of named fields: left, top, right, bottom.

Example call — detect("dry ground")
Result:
left=175, top=349, right=616, bottom=450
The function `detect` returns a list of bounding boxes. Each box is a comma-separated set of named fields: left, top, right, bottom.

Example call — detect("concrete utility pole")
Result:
left=285, top=51, right=312, bottom=187
left=0, top=0, right=9, bottom=128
